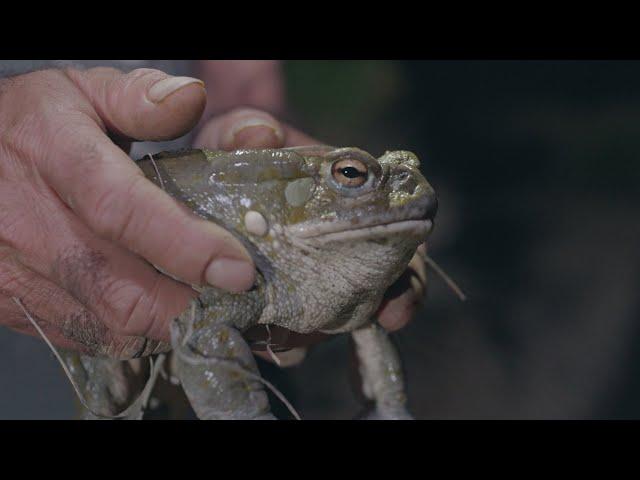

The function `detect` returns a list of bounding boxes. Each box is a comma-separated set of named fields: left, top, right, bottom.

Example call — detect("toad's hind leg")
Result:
left=351, top=323, right=413, bottom=420
left=171, top=298, right=274, bottom=420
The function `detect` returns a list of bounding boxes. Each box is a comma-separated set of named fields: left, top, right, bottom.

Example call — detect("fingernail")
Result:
left=205, top=258, right=256, bottom=293
left=223, top=117, right=284, bottom=148
left=147, top=76, right=204, bottom=103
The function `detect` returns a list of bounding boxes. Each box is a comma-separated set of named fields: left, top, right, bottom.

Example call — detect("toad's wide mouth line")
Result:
left=295, top=219, right=433, bottom=243
left=287, top=205, right=433, bottom=237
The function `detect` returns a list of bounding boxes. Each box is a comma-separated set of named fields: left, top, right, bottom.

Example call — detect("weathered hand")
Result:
left=0, top=67, right=256, bottom=358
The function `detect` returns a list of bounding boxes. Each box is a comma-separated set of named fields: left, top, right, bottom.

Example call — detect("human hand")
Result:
left=0, top=67, right=256, bottom=358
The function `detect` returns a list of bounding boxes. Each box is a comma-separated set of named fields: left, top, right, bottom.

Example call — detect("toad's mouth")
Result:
left=299, top=219, right=433, bottom=243
left=285, top=195, right=436, bottom=242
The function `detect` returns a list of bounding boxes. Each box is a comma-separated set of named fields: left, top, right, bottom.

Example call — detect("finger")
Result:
left=6, top=299, right=170, bottom=359
left=65, top=67, right=207, bottom=141
left=0, top=246, right=79, bottom=343
left=410, top=243, right=428, bottom=298
left=377, top=245, right=427, bottom=332
left=43, top=238, right=194, bottom=346
left=197, top=61, right=286, bottom=118
left=38, top=119, right=255, bottom=293
left=194, top=107, right=286, bottom=150
left=0, top=174, right=190, bottom=348
left=0, top=249, right=167, bottom=357
left=377, top=288, right=418, bottom=332
left=194, top=107, right=324, bottom=152
left=0, top=181, right=196, bottom=343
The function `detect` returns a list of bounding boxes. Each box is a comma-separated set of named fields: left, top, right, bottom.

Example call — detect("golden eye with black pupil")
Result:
left=331, top=158, right=368, bottom=187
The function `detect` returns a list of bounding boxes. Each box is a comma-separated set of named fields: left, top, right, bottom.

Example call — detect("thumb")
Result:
left=65, top=67, right=206, bottom=141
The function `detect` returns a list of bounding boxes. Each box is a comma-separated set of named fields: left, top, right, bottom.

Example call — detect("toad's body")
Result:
left=72, top=146, right=437, bottom=420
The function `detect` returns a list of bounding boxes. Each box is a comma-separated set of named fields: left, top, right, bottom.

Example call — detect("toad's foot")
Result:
left=351, top=323, right=414, bottom=421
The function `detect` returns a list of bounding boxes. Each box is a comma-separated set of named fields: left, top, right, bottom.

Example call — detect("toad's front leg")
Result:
left=171, top=295, right=275, bottom=420
left=351, top=323, right=413, bottom=420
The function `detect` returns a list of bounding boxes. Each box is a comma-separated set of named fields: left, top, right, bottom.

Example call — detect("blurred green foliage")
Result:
left=283, top=60, right=404, bottom=148
left=284, top=61, right=640, bottom=194
left=275, top=61, right=640, bottom=419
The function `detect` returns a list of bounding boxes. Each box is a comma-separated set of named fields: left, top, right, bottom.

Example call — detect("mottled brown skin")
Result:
left=73, top=146, right=437, bottom=419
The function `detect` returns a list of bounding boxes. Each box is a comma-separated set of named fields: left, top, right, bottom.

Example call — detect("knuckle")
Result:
left=49, top=245, right=159, bottom=352
left=89, top=266, right=159, bottom=340
left=64, top=66, right=122, bottom=94
left=109, top=274, right=165, bottom=338
left=99, top=278, right=143, bottom=331
left=35, top=121, right=107, bottom=206
left=0, top=77, right=99, bottom=174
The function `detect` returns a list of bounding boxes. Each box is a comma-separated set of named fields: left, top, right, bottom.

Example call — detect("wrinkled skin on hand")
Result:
left=0, top=67, right=224, bottom=358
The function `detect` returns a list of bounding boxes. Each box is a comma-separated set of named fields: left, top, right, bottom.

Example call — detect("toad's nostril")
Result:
left=391, top=170, right=417, bottom=193
left=398, top=171, right=410, bottom=182
left=408, top=177, right=420, bottom=195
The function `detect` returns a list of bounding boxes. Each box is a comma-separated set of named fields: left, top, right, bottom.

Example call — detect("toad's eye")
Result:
left=331, top=159, right=368, bottom=187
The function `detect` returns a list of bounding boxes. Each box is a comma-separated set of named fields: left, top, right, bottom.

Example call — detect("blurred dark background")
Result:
left=259, top=60, right=640, bottom=419
left=2, top=60, right=639, bottom=419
